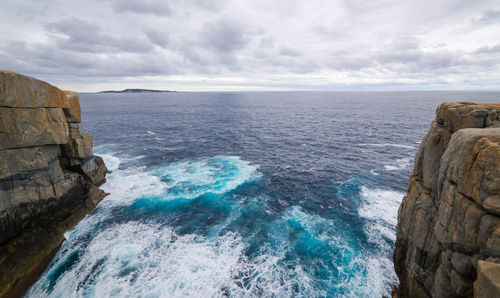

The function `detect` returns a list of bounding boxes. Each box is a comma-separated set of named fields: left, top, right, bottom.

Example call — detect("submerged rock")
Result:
left=394, top=102, right=500, bottom=297
left=0, top=70, right=107, bottom=297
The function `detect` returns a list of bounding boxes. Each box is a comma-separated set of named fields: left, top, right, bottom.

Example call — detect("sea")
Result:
left=26, top=91, right=500, bottom=297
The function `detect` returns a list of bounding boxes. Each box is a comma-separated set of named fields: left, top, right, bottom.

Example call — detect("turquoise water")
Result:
left=27, top=91, right=500, bottom=297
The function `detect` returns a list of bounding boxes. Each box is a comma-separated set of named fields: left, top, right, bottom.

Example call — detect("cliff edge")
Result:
left=394, top=102, right=500, bottom=297
left=0, top=70, right=107, bottom=297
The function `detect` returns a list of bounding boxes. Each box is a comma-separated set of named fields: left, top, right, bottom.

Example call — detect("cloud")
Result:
left=374, top=38, right=457, bottom=72
left=109, top=0, right=172, bottom=16
left=1, top=0, right=500, bottom=90
left=144, top=28, right=169, bottom=48
left=0, top=38, right=177, bottom=78
left=46, top=19, right=153, bottom=53
left=188, top=0, right=230, bottom=12
left=278, top=45, right=300, bottom=57
left=201, top=16, right=256, bottom=53
left=474, top=44, right=500, bottom=54
left=476, top=8, right=500, bottom=24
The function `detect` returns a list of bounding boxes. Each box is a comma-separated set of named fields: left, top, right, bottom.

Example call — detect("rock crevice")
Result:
left=0, top=70, right=107, bottom=297
left=394, top=102, right=500, bottom=297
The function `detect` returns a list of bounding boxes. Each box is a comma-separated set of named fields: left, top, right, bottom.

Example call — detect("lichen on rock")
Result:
left=394, top=102, right=500, bottom=297
left=0, top=70, right=107, bottom=297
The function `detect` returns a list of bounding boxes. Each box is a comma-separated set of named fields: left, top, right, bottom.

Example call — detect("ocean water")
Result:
left=27, top=91, right=500, bottom=297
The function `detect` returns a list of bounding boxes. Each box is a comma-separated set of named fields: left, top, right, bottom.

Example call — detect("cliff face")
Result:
left=0, top=70, right=107, bottom=297
left=394, top=102, right=500, bottom=297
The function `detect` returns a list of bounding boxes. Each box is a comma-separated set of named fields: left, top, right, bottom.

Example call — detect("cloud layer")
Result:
left=1, top=0, right=499, bottom=91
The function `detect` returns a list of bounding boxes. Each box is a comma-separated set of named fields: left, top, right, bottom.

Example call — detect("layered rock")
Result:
left=0, top=70, right=107, bottom=297
left=394, top=102, right=500, bottom=297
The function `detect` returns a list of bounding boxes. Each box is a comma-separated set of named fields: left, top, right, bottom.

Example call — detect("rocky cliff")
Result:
left=0, top=70, right=107, bottom=297
left=394, top=102, right=500, bottom=297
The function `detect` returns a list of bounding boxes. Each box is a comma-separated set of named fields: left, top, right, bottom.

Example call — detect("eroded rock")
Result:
left=63, top=90, right=81, bottom=123
left=0, top=107, right=69, bottom=150
left=394, top=102, right=500, bottom=297
left=0, top=70, right=66, bottom=108
left=474, top=261, right=500, bottom=297
left=0, top=70, right=107, bottom=297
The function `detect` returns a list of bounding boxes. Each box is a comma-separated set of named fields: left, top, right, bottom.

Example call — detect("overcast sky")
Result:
left=1, top=0, right=500, bottom=91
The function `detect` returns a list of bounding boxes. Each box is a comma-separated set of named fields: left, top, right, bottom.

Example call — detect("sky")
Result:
left=1, top=0, right=500, bottom=91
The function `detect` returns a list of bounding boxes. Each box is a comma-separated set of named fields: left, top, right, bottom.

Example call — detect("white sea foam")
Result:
left=232, top=245, right=321, bottom=297
left=97, top=153, right=261, bottom=206
left=356, top=187, right=404, bottom=293
left=122, top=155, right=146, bottom=162
left=28, top=222, right=246, bottom=297
left=384, top=157, right=411, bottom=171
left=279, top=206, right=395, bottom=297
left=27, top=147, right=401, bottom=297
left=155, top=156, right=261, bottom=200
left=28, top=219, right=327, bottom=298
left=358, top=186, right=404, bottom=243
left=29, top=202, right=396, bottom=297
left=99, top=154, right=121, bottom=172
left=354, top=253, right=397, bottom=296
left=146, top=130, right=156, bottom=135
left=101, top=165, right=167, bottom=206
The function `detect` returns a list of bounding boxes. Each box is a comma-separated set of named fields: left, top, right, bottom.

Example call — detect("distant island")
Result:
left=98, top=89, right=174, bottom=93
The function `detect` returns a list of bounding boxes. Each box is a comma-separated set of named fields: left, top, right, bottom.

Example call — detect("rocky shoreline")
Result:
left=394, top=102, right=500, bottom=297
left=0, top=71, right=107, bottom=297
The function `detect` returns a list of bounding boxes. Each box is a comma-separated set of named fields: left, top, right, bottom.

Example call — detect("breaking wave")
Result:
left=28, top=148, right=403, bottom=297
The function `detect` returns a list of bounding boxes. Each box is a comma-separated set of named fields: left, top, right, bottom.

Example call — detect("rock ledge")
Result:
left=0, top=70, right=107, bottom=297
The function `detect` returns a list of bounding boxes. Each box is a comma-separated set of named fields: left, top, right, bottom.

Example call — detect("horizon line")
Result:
left=78, top=89, right=500, bottom=94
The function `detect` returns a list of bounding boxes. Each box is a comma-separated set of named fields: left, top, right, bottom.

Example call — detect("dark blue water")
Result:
left=27, top=91, right=500, bottom=297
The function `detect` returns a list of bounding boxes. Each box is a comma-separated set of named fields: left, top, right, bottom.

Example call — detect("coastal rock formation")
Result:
left=0, top=70, right=107, bottom=297
left=394, top=102, right=500, bottom=297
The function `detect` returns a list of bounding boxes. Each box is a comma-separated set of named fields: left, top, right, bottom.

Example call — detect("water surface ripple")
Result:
left=27, top=91, right=500, bottom=297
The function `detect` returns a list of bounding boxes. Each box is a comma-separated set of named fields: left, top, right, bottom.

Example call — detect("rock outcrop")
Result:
left=394, top=102, right=500, bottom=297
left=0, top=70, right=107, bottom=297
